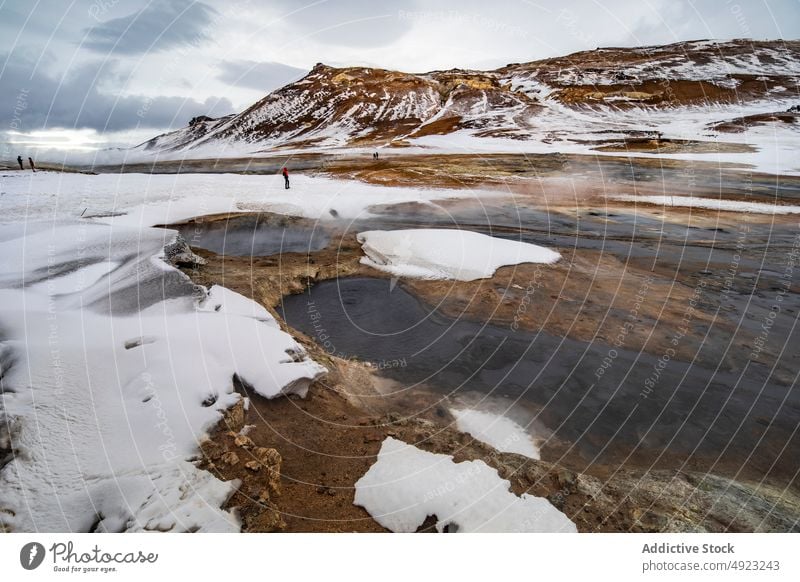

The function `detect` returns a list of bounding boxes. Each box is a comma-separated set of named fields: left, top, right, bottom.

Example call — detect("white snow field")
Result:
left=612, top=194, right=800, bottom=214
left=354, top=437, right=575, bottom=532
left=357, top=228, right=561, bottom=281
left=450, top=409, right=540, bottom=460
left=0, top=171, right=499, bottom=225
left=0, top=221, right=326, bottom=532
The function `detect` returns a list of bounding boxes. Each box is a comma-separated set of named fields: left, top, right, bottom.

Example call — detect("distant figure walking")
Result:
left=28, top=157, right=36, bottom=172
left=373, top=152, right=379, bottom=160
left=282, top=166, right=290, bottom=189
left=17, top=155, right=23, bottom=170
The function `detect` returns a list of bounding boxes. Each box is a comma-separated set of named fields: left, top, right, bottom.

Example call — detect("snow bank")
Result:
left=357, top=228, right=560, bottom=281
left=0, top=221, right=326, bottom=532
left=612, top=195, right=800, bottom=214
left=354, top=438, right=575, bottom=532
left=450, top=409, right=540, bottom=460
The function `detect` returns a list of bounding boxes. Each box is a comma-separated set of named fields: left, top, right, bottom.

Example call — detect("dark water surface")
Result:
left=177, top=215, right=330, bottom=256
left=279, top=277, right=799, bottom=481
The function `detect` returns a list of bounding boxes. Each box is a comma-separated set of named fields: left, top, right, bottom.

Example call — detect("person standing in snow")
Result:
left=17, top=155, right=23, bottom=170
left=282, top=166, right=290, bottom=189
left=28, top=157, right=36, bottom=172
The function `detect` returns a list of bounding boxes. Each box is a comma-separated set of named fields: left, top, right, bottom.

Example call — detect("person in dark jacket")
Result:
left=17, top=155, right=23, bottom=170
left=28, top=157, right=36, bottom=172
left=282, top=166, right=289, bottom=189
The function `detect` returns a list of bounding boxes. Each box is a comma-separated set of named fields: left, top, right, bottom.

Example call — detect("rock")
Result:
left=524, top=464, right=545, bottom=483
left=234, top=434, right=255, bottom=448
left=385, top=412, right=404, bottom=425
left=163, top=235, right=206, bottom=267
left=254, top=447, right=278, bottom=463
left=362, top=431, right=384, bottom=443
left=244, top=460, right=260, bottom=472
left=242, top=505, right=286, bottom=532
left=254, top=447, right=282, bottom=497
left=223, top=399, right=246, bottom=432
left=556, top=468, right=577, bottom=491
left=199, top=438, right=223, bottom=461
left=220, top=451, right=239, bottom=466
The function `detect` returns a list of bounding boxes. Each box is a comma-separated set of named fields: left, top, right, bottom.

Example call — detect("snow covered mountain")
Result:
left=136, top=39, right=800, bottom=156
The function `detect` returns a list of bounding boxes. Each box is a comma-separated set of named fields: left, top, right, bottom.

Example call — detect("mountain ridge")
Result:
left=136, top=39, right=800, bottom=156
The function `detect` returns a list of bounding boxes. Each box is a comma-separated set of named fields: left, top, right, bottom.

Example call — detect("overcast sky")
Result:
left=1, top=0, right=798, bottom=149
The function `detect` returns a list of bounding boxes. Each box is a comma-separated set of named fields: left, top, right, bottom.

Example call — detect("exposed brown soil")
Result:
left=593, top=138, right=755, bottom=154
left=710, top=110, right=800, bottom=133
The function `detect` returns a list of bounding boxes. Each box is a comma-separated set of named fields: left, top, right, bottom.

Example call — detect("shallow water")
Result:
left=177, top=215, right=330, bottom=256
left=279, top=277, right=799, bottom=480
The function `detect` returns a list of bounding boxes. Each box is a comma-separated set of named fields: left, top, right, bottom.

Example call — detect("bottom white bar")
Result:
left=1, top=533, right=796, bottom=581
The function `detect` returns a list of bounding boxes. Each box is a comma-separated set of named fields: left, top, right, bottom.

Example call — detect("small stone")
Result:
left=253, top=447, right=282, bottom=497
left=556, top=469, right=577, bottom=491
left=242, top=506, right=286, bottom=532
left=244, top=460, right=261, bottom=472
left=223, top=399, right=246, bottom=432
left=234, top=434, right=255, bottom=448
left=220, top=451, right=239, bottom=466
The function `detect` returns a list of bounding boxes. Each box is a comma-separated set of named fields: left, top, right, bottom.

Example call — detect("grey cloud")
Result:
left=269, top=0, right=416, bottom=47
left=82, top=0, right=216, bottom=55
left=0, top=52, right=233, bottom=131
left=216, top=60, right=307, bottom=92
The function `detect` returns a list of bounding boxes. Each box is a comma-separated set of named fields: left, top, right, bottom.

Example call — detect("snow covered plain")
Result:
left=0, top=171, right=523, bottom=532
left=0, top=221, right=327, bottom=532
left=0, top=171, right=499, bottom=226
left=357, top=229, right=561, bottom=281
left=354, top=437, right=575, bottom=532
